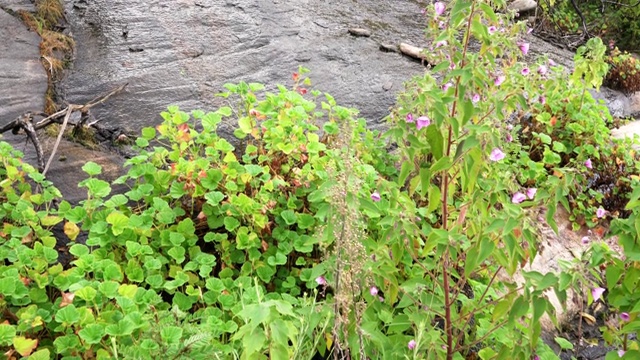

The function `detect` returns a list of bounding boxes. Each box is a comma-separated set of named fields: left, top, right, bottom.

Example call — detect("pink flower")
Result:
left=378, top=296, right=384, bottom=302
left=421, top=8, right=427, bottom=14
left=526, top=188, right=537, bottom=200
left=406, top=113, right=414, bottom=123
left=618, top=350, right=625, bottom=357
left=592, top=287, right=606, bottom=302
left=538, top=65, right=548, bottom=75
left=439, top=21, right=446, bottom=29
left=435, top=40, right=448, bottom=48
left=596, top=207, right=606, bottom=218
left=371, top=191, right=381, bottom=202
left=494, top=75, right=506, bottom=86
left=585, top=158, right=593, bottom=169
left=521, top=67, right=530, bottom=75
left=370, top=286, right=379, bottom=296
left=581, top=236, right=590, bottom=245
left=416, top=116, right=431, bottom=130
left=434, top=2, right=446, bottom=16
left=442, top=82, right=453, bottom=91
left=316, top=276, right=327, bottom=286
left=472, top=94, right=480, bottom=103
left=620, top=312, right=630, bottom=322
left=489, top=148, right=506, bottom=161
left=506, top=133, right=513, bottom=142
left=527, top=27, right=534, bottom=34
left=539, top=95, right=546, bottom=105
left=512, top=192, right=527, bottom=204
left=488, top=25, right=497, bottom=34
left=548, top=59, right=557, bottom=66
left=518, top=42, right=529, bottom=55
left=408, top=339, right=417, bottom=350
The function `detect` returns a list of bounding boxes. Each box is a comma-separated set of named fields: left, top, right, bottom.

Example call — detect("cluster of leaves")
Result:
left=605, top=47, right=640, bottom=94
left=538, top=0, right=640, bottom=51
left=511, top=38, right=640, bottom=229
left=4, top=1, right=640, bottom=360
left=0, top=72, right=393, bottom=359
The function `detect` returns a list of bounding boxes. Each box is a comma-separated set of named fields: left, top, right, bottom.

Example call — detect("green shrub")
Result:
left=606, top=47, right=640, bottom=94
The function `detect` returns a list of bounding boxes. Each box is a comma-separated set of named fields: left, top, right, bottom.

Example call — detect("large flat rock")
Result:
left=61, top=0, right=428, bottom=136
left=0, top=8, right=47, bottom=123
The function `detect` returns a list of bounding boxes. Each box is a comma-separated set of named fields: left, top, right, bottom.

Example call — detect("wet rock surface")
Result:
left=0, top=0, right=36, bottom=12
left=61, top=0, right=429, bottom=137
left=0, top=8, right=47, bottom=123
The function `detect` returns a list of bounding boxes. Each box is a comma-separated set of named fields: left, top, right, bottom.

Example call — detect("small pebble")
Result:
left=348, top=28, right=371, bottom=37
left=379, top=43, right=398, bottom=53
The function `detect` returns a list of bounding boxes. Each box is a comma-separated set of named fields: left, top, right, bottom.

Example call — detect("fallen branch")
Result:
left=0, top=83, right=128, bottom=175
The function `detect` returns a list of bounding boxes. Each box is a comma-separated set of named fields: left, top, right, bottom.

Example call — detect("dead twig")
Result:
left=42, top=105, right=74, bottom=176
left=0, top=83, right=128, bottom=175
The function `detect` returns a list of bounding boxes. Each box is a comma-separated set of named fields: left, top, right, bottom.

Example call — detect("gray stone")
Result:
left=0, top=0, right=37, bottom=13
left=507, top=0, right=537, bottom=13
left=0, top=9, right=47, bottom=124
left=60, top=0, right=428, bottom=136
left=348, top=28, right=371, bottom=37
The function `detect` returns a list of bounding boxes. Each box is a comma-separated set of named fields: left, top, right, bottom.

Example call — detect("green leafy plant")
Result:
left=605, top=47, right=640, bottom=94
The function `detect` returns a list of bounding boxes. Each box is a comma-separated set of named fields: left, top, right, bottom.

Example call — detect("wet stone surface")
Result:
left=0, top=7, right=47, bottom=123
left=61, top=0, right=429, bottom=137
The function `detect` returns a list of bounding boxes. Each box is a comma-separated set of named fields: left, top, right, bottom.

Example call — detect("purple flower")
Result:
left=435, top=40, right=448, bottom=48
left=518, top=42, right=529, bottom=55
left=371, top=191, right=381, bottom=202
left=378, top=296, right=384, bottom=302
left=488, top=25, right=497, bottom=34
left=512, top=192, right=527, bottom=204
left=582, top=236, right=590, bottom=245
left=442, top=82, right=453, bottom=91
left=316, top=276, right=327, bottom=286
left=506, top=133, right=513, bottom=142
left=439, top=21, right=446, bottom=29
left=406, top=113, right=414, bottom=123
left=539, top=95, right=546, bottom=105
left=585, top=158, right=593, bottom=169
left=526, top=188, right=537, bottom=200
left=408, top=339, right=417, bottom=350
left=494, top=75, right=506, bottom=86
left=618, top=350, right=625, bottom=357
left=592, top=287, right=606, bottom=302
left=521, top=67, right=530, bottom=75
left=620, top=312, right=630, bottom=322
left=416, top=116, right=431, bottom=130
left=548, top=59, right=557, bottom=66
left=421, top=8, right=427, bottom=14
left=596, top=207, right=606, bottom=218
left=370, top=286, right=379, bottom=296
left=434, top=2, right=446, bottom=16
left=538, top=65, right=548, bottom=75
left=472, top=94, right=480, bottom=104
left=489, top=148, right=506, bottom=161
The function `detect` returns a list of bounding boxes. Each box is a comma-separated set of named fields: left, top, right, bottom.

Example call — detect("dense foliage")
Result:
left=2, top=0, right=640, bottom=359
left=538, top=0, right=640, bottom=52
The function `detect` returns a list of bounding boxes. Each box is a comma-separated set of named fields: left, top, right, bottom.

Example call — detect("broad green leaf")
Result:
left=0, top=324, right=16, bottom=346
left=82, top=162, right=102, bottom=176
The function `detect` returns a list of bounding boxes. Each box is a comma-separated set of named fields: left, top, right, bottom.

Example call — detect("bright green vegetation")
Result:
left=2, top=1, right=640, bottom=359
